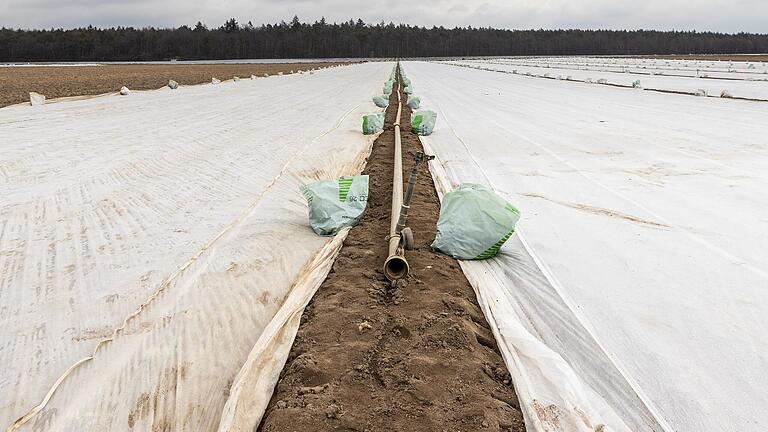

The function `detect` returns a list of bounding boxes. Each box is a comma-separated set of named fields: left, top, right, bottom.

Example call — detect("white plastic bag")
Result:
left=373, top=95, right=389, bottom=108
left=301, top=175, right=369, bottom=236
left=362, top=113, right=385, bottom=135
left=411, top=110, right=437, bottom=136
left=29, top=92, right=46, bottom=106
left=432, top=183, right=520, bottom=259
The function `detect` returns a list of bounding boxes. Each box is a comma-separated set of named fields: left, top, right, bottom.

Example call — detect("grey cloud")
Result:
left=1, top=0, right=766, bottom=33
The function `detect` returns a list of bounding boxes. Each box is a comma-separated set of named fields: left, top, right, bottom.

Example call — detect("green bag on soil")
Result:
left=407, top=95, right=421, bottom=110
left=411, top=110, right=437, bottom=135
left=432, top=183, right=520, bottom=259
left=168, top=80, right=179, bottom=89
left=383, top=80, right=394, bottom=95
left=373, top=94, right=389, bottom=108
left=301, top=175, right=369, bottom=236
left=362, top=113, right=385, bottom=135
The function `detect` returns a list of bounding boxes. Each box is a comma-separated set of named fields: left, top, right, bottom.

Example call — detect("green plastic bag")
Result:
left=432, top=184, right=520, bottom=259
left=411, top=110, right=436, bottom=135
left=407, top=95, right=421, bottom=110
left=362, top=113, right=385, bottom=135
left=373, top=94, right=389, bottom=108
left=301, top=175, right=369, bottom=236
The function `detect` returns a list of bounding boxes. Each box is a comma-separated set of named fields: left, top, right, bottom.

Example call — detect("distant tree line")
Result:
left=2, top=16, right=767, bottom=62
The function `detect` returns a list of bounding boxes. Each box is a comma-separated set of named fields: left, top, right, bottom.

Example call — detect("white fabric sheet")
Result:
left=0, top=61, right=393, bottom=431
left=405, top=60, right=768, bottom=432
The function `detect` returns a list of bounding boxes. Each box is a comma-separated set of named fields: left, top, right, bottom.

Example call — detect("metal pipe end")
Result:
left=383, top=254, right=409, bottom=281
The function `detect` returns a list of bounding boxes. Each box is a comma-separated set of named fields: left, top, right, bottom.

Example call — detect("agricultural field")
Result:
left=0, top=62, right=353, bottom=108
left=1, top=56, right=767, bottom=432
left=450, top=56, right=768, bottom=100
left=643, top=54, right=768, bottom=62
left=403, top=59, right=768, bottom=432
left=0, top=62, right=392, bottom=431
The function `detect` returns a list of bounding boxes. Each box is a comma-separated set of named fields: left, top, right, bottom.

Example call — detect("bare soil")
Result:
left=258, top=70, right=525, bottom=432
left=0, top=62, right=351, bottom=108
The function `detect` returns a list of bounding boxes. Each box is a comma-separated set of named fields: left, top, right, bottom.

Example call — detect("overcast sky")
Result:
left=1, top=0, right=766, bottom=33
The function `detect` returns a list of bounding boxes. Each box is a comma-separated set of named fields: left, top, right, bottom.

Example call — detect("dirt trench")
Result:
left=258, top=68, right=525, bottom=432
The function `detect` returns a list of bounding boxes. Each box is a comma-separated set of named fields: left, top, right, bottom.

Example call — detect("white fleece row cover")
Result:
left=451, top=59, right=768, bottom=101
left=0, top=61, right=393, bottom=431
left=403, top=61, right=768, bottom=432
left=469, top=56, right=768, bottom=77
